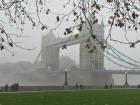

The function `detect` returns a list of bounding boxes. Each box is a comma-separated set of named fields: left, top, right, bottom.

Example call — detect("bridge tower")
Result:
left=41, top=31, right=59, bottom=71
left=80, top=20, right=104, bottom=71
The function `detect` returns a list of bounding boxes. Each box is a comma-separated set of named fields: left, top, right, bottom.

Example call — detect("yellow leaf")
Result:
left=101, top=44, right=107, bottom=50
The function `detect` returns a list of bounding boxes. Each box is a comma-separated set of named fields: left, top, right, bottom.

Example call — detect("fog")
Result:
left=0, top=0, right=140, bottom=86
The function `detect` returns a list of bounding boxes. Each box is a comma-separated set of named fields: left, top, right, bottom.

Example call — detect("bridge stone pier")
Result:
left=40, top=20, right=113, bottom=86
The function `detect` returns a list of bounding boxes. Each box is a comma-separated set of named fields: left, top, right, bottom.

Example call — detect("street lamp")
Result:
left=64, top=69, right=68, bottom=86
left=125, top=71, right=128, bottom=87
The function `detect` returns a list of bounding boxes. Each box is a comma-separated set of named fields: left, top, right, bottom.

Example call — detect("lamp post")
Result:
left=64, top=69, right=68, bottom=86
left=125, top=71, right=128, bottom=87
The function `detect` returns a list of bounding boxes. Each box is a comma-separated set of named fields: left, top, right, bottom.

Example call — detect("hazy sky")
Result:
left=0, top=0, right=140, bottom=70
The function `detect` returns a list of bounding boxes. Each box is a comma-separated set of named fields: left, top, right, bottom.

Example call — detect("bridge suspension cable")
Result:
left=91, top=38, right=140, bottom=70
left=105, top=49, right=140, bottom=69
left=108, top=43, right=140, bottom=64
left=105, top=46, right=140, bottom=68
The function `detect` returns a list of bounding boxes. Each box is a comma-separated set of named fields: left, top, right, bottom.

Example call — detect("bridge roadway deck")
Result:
left=47, top=33, right=89, bottom=47
left=94, top=70, right=140, bottom=74
left=39, top=70, right=140, bottom=75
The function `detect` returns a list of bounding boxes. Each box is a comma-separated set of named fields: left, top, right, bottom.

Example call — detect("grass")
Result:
left=0, top=89, right=140, bottom=105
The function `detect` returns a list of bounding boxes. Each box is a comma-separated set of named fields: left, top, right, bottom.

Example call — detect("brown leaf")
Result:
left=107, top=0, right=113, bottom=3
left=56, top=16, right=60, bottom=22
left=92, top=35, right=96, bottom=39
left=1, top=30, right=4, bottom=34
left=77, top=24, right=82, bottom=31
left=73, top=11, right=77, bottom=16
left=135, top=27, right=138, bottom=31
left=88, top=49, right=95, bottom=54
left=86, top=44, right=91, bottom=49
left=108, top=20, right=111, bottom=24
left=96, top=5, right=100, bottom=11
left=130, top=43, right=135, bottom=48
left=66, top=28, right=72, bottom=34
left=118, top=21, right=124, bottom=28
left=128, top=26, right=131, bottom=29
left=32, top=23, right=35, bottom=27
left=46, top=9, right=50, bottom=14
left=64, top=32, right=67, bottom=35
left=62, top=44, right=67, bottom=49
left=1, top=38, right=4, bottom=42
left=132, top=12, right=136, bottom=19
left=0, top=45, right=4, bottom=50
left=9, top=42, right=13, bottom=47
left=41, top=25, right=47, bottom=30
left=74, top=34, right=79, bottom=39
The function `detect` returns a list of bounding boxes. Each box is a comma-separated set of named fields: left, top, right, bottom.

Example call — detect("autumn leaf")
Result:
left=92, top=35, right=96, bottom=39
left=136, top=14, right=139, bottom=18
left=132, top=12, right=136, bottom=19
left=1, top=38, right=4, bottom=42
left=101, top=44, right=107, bottom=50
left=73, top=2, right=76, bottom=7
left=64, top=32, right=67, bottom=35
left=77, top=24, right=82, bottom=31
left=65, top=28, right=72, bottom=34
left=41, top=25, right=47, bottom=30
left=14, top=20, right=16, bottom=23
left=135, top=27, right=138, bottom=31
left=88, top=49, right=95, bottom=54
left=46, top=9, right=50, bottom=14
left=74, top=34, right=79, bottom=39
left=0, top=45, right=4, bottom=50
left=117, top=20, right=124, bottom=28
left=96, top=5, right=100, bottom=11
left=130, top=43, right=135, bottom=48
left=9, top=42, right=13, bottom=47
left=73, top=11, right=77, bottom=16
left=107, top=0, right=113, bottom=3
left=1, top=30, right=4, bottom=34
left=56, top=16, right=60, bottom=22
left=62, top=44, right=67, bottom=49
left=86, top=43, right=91, bottom=49
left=108, top=20, right=111, bottom=24
left=32, top=23, right=35, bottom=27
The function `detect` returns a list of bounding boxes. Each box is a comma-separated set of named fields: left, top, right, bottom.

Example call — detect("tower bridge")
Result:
left=36, top=20, right=140, bottom=86
left=41, top=21, right=104, bottom=72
